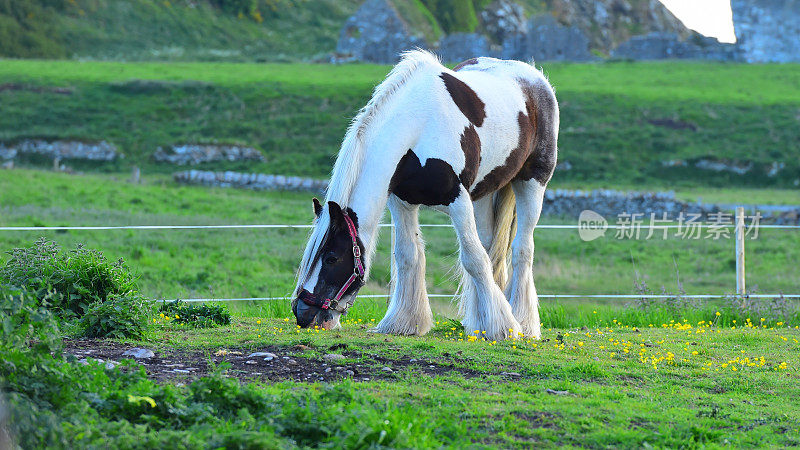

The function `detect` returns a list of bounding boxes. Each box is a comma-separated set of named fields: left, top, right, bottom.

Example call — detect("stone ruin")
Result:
left=732, top=0, right=800, bottom=63
left=334, top=0, right=799, bottom=63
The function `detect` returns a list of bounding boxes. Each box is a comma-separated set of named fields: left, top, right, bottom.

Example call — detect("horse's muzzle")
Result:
left=293, top=298, right=319, bottom=328
left=293, top=297, right=337, bottom=329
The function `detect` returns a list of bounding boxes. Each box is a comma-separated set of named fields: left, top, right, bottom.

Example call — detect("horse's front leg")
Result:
left=374, top=195, right=433, bottom=335
left=450, top=187, right=522, bottom=340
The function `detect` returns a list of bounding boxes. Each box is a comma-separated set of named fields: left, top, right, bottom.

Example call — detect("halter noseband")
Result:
left=299, top=211, right=364, bottom=314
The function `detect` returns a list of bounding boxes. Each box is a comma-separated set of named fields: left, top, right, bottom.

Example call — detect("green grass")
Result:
left=127, top=313, right=800, bottom=447
left=1, top=170, right=798, bottom=306
left=0, top=0, right=362, bottom=61
left=1, top=60, right=799, bottom=187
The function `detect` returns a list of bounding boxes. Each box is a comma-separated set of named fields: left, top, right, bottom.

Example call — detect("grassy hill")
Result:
left=0, top=0, right=361, bottom=61
left=1, top=59, right=799, bottom=188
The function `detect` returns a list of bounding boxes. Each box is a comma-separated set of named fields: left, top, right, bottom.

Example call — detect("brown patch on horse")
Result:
left=440, top=72, right=486, bottom=127
left=453, top=58, right=479, bottom=71
left=470, top=110, right=534, bottom=199
left=514, top=78, right=557, bottom=186
left=459, top=124, right=481, bottom=188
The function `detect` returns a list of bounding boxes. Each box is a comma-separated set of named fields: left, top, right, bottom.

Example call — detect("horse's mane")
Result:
left=294, top=49, right=441, bottom=294
left=325, top=48, right=441, bottom=205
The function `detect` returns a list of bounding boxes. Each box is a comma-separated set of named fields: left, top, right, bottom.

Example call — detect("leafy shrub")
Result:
left=4, top=352, right=433, bottom=448
left=0, top=238, right=140, bottom=317
left=159, top=300, right=231, bottom=328
left=0, top=239, right=150, bottom=338
left=81, top=295, right=150, bottom=339
left=0, top=284, right=60, bottom=354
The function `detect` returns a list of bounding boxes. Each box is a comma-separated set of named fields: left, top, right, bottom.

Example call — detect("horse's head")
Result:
left=292, top=199, right=365, bottom=329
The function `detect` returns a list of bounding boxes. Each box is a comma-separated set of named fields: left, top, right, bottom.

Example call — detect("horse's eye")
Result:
left=324, top=255, right=338, bottom=265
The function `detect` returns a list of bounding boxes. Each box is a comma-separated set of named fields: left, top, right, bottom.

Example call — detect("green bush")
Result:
left=0, top=284, right=60, bottom=354
left=81, top=295, right=150, bottom=339
left=0, top=238, right=140, bottom=317
left=0, top=239, right=151, bottom=338
left=159, top=299, right=231, bottom=328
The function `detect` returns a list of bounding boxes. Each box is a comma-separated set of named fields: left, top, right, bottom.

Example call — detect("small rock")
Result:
left=545, top=389, right=571, bottom=396
left=501, top=372, right=521, bottom=377
left=345, top=370, right=355, bottom=376
left=325, top=368, right=332, bottom=373
left=104, top=360, right=119, bottom=370
left=247, top=352, right=277, bottom=360
left=409, top=358, right=417, bottom=362
left=77, top=358, right=89, bottom=366
left=287, top=359, right=298, bottom=365
left=282, top=356, right=290, bottom=360
left=381, top=367, right=393, bottom=373
left=323, top=353, right=346, bottom=362
left=245, top=360, right=258, bottom=365
left=122, top=348, right=155, bottom=359
left=172, top=369, right=190, bottom=374
left=294, top=344, right=311, bottom=351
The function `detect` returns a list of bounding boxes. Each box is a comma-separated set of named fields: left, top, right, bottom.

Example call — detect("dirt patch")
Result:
left=63, top=339, right=487, bottom=384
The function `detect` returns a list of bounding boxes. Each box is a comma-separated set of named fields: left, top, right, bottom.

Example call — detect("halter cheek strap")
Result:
left=299, top=211, right=364, bottom=313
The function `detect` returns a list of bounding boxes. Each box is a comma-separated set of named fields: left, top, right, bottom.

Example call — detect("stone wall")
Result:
left=0, top=140, right=120, bottom=161
left=173, top=170, right=329, bottom=193
left=732, top=0, right=800, bottom=62
left=173, top=170, right=800, bottom=224
left=153, top=144, right=265, bottom=165
left=611, top=32, right=739, bottom=61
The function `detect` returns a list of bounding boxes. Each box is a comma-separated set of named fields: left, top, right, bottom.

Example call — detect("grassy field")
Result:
left=51, top=311, right=800, bottom=447
left=0, top=0, right=361, bottom=61
left=2, top=60, right=800, bottom=188
left=1, top=170, right=799, bottom=310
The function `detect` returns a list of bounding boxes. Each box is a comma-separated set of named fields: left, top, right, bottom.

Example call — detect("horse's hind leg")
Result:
left=450, top=186, right=521, bottom=340
left=374, top=195, right=433, bottom=335
left=506, top=179, right=546, bottom=338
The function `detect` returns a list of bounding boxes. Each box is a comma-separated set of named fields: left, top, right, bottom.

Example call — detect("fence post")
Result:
left=735, top=206, right=746, bottom=296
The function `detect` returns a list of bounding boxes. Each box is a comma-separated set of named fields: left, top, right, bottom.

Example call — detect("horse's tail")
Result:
left=489, top=184, right=516, bottom=291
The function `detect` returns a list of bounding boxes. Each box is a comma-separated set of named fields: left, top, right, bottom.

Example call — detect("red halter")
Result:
left=298, top=211, right=364, bottom=313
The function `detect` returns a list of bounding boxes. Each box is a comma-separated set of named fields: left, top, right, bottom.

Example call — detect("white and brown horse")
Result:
left=292, top=50, right=558, bottom=340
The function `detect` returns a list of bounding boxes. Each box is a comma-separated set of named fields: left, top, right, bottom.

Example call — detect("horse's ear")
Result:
left=327, top=201, right=344, bottom=229
left=312, top=198, right=323, bottom=218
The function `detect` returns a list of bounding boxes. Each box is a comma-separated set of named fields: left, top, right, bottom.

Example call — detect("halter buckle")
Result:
left=353, top=245, right=361, bottom=258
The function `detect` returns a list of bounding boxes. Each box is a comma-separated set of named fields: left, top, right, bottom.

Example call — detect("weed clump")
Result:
left=159, top=299, right=231, bottom=328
